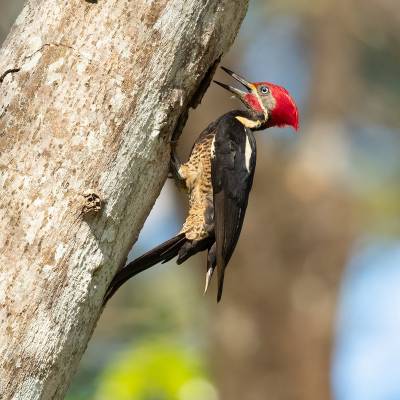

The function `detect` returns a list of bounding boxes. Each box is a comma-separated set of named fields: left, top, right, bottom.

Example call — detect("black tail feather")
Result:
left=217, top=272, right=225, bottom=303
left=176, top=238, right=213, bottom=264
left=103, top=233, right=186, bottom=304
left=160, top=235, right=188, bottom=264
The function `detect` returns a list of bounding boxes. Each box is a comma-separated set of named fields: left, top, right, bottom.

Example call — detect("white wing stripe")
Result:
left=210, top=136, right=216, bottom=159
left=244, top=134, right=252, bottom=172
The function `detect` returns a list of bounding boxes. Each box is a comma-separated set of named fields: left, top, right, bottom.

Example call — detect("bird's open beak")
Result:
left=214, top=67, right=255, bottom=100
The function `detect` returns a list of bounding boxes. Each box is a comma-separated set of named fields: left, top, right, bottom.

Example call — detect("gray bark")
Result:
left=0, top=0, right=248, bottom=398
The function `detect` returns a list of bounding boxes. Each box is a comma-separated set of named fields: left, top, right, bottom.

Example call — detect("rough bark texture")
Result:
left=0, top=1, right=248, bottom=398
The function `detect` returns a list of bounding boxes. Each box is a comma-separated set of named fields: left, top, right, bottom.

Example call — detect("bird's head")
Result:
left=214, top=67, right=299, bottom=131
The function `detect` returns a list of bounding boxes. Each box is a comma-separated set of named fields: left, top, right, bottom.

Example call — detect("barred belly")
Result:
left=178, top=134, right=214, bottom=241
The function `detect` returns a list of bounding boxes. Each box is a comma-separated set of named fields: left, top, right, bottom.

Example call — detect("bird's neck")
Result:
left=231, top=109, right=268, bottom=131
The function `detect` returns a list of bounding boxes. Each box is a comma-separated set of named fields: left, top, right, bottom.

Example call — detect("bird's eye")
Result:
left=260, top=86, right=269, bottom=95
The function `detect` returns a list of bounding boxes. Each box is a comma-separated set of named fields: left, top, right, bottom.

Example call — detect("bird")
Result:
left=104, top=67, right=299, bottom=304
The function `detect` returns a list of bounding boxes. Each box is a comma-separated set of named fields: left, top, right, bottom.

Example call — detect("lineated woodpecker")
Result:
left=104, top=67, right=299, bottom=303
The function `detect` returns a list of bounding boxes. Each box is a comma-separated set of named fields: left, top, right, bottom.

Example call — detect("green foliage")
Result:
left=95, top=339, right=216, bottom=400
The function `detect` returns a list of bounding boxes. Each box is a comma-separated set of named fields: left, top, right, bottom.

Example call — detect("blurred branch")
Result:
left=211, top=2, right=358, bottom=399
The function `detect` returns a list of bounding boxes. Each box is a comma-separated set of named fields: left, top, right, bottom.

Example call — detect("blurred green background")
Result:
left=2, top=1, right=400, bottom=399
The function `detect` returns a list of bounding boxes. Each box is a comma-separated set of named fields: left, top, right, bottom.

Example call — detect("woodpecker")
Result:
left=104, top=67, right=299, bottom=304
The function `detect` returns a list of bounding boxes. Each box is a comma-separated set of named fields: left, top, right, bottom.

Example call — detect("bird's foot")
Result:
left=168, top=144, right=186, bottom=190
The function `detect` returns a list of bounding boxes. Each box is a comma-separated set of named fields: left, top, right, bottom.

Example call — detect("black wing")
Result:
left=211, top=115, right=257, bottom=302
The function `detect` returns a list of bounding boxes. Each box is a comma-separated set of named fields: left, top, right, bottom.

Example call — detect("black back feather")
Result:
left=211, top=115, right=257, bottom=301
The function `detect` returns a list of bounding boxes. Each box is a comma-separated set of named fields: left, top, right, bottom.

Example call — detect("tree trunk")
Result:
left=0, top=1, right=248, bottom=398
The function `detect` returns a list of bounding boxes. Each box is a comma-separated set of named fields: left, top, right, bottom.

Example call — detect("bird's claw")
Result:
left=168, top=145, right=186, bottom=189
